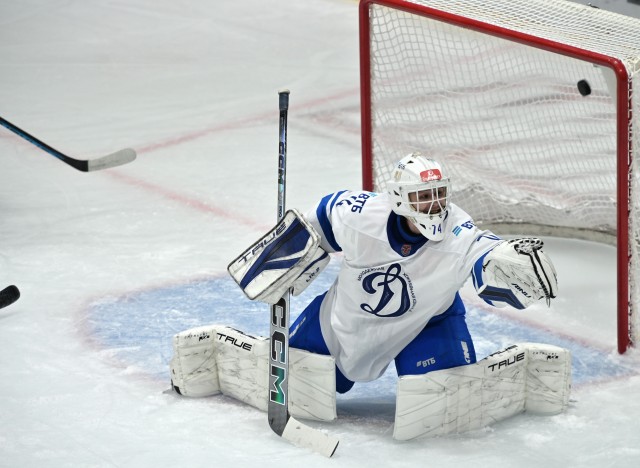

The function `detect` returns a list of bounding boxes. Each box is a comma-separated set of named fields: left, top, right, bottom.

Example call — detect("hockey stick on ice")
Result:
left=0, top=116, right=136, bottom=172
left=0, top=285, right=20, bottom=309
left=268, top=90, right=339, bottom=457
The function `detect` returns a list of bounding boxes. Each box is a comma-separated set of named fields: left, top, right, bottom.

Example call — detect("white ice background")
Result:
left=1, top=1, right=639, bottom=467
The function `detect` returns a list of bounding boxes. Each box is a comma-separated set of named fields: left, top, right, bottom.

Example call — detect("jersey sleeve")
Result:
left=303, top=191, right=348, bottom=253
left=453, top=216, right=503, bottom=285
left=303, top=190, right=379, bottom=254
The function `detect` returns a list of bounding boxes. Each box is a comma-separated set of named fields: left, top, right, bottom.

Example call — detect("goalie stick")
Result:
left=0, top=116, right=136, bottom=172
left=0, top=285, right=20, bottom=309
left=268, top=90, right=339, bottom=458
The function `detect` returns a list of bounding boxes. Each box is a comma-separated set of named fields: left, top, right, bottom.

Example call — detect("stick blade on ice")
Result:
left=0, top=285, right=20, bottom=309
left=281, top=417, right=339, bottom=458
left=87, top=148, right=137, bottom=171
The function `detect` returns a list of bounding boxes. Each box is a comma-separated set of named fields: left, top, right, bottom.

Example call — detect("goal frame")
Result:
left=359, top=0, right=633, bottom=353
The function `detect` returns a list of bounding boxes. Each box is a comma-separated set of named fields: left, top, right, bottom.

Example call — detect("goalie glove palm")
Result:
left=474, top=238, right=558, bottom=309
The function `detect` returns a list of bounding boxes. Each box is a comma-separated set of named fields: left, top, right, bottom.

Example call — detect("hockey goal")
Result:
left=359, top=0, right=640, bottom=353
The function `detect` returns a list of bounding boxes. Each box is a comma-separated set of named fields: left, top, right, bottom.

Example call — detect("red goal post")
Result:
left=359, top=0, right=640, bottom=353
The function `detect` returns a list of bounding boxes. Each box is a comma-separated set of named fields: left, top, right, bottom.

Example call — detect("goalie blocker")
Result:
left=227, top=209, right=329, bottom=304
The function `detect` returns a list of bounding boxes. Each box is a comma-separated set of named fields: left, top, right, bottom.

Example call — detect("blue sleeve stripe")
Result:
left=316, top=191, right=345, bottom=252
left=472, top=251, right=490, bottom=289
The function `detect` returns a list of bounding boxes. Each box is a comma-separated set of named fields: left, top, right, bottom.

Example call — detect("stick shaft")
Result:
left=277, top=90, right=289, bottom=222
left=268, top=90, right=291, bottom=436
left=0, top=116, right=136, bottom=172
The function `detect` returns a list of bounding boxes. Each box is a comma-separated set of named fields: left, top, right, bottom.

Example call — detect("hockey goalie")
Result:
left=170, top=153, right=571, bottom=439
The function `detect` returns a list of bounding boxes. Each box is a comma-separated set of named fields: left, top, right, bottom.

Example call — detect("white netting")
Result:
left=362, top=0, right=640, bottom=350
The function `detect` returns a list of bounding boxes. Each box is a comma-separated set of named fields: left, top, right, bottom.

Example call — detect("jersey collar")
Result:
left=386, top=212, right=427, bottom=257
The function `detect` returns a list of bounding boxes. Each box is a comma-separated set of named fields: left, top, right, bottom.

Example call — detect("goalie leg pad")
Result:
left=170, top=325, right=337, bottom=422
left=170, top=325, right=221, bottom=397
left=525, top=343, right=571, bottom=414
left=393, top=343, right=571, bottom=440
left=214, top=327, right=270, bottom=410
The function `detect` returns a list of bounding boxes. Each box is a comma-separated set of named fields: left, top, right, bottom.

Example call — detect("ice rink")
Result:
left=1, top=0, right=639, bottom=466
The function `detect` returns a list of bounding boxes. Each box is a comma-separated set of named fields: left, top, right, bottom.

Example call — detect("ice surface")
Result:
left=1, top=1, right=639, bottom=467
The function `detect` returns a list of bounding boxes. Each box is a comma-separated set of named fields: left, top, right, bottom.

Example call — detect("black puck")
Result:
left=577, top=79, right=591, bottom=96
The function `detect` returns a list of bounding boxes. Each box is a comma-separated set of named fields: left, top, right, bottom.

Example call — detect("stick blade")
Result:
left=280, top=417, right=339, bottom=458
left=87, top=148, right=137, bottom=172
left=0, top=285, right=20, bottom=309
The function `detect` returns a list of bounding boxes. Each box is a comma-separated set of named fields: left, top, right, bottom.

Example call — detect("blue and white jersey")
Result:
left=304, top=190, right=501, bottom=382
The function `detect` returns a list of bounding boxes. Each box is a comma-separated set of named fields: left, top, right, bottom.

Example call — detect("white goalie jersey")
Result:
left=173, top=189, right=563, bottom=439
left=304, top=190, right=501, bottom=382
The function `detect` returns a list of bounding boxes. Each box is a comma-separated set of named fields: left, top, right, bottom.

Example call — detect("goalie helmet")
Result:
left=386, top=153, right=451, bottom=241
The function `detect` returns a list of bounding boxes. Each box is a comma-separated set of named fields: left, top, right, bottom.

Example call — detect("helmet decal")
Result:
left=420, top=169, right=442, bottom=182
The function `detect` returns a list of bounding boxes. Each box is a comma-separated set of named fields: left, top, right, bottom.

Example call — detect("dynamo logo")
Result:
left=360, top=263, right=412, bottom=318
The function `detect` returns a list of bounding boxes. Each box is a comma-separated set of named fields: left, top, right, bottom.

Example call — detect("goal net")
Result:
left=359, top=0, right=640, bottom=353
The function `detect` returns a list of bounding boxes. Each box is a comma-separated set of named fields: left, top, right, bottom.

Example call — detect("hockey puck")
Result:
left=577, top=79, right=591, bottom=96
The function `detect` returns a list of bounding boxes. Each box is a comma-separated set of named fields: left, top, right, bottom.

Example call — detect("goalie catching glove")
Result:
left=473, top=238, right=557, bottom=309
left=228, top=209, right=329, bottom=304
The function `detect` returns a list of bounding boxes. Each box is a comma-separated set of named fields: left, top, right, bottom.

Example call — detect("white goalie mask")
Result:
left=386, top=153, right=451, bottom=241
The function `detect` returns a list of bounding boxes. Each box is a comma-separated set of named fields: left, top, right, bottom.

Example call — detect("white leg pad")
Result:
left=214, top=326, right=270, bottom=410
left=170, top=325, right=221, bottom=397
left=170, top=325, right=337, bottom=422
left=289, top=343, right=338, bottom=421
left=393, top=343, right=571, bottom=440
left=524, top=343, right=571, bottom=414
